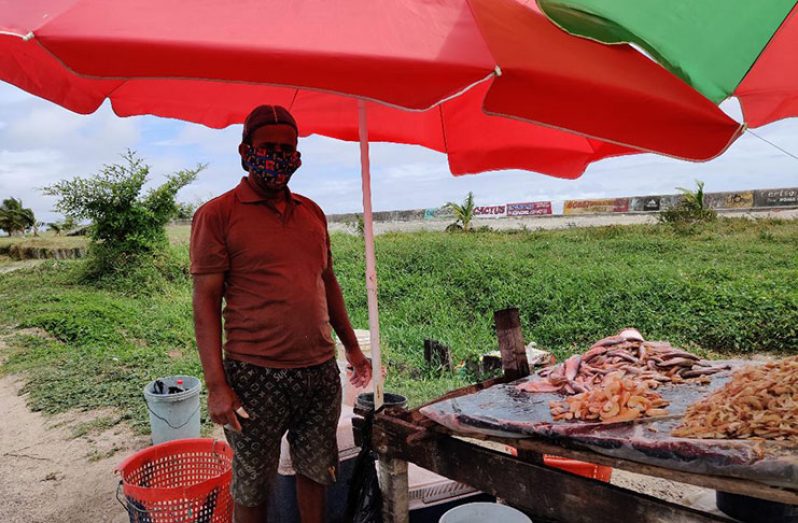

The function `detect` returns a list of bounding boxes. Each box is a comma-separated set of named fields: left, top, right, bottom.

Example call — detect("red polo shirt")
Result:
left=190, top=177, right=335, bottom=368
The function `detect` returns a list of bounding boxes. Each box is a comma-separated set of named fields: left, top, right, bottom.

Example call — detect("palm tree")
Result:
left=445, top=191, right=476, bottom=232
left=48, top=222, right=63, bottom=236
left=676, top=180, right=708, bottom=213
left=0, top=197, right=35, bottom=237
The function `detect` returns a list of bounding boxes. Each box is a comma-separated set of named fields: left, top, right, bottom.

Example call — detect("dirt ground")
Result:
left=0, top=373, right=148, bottom=523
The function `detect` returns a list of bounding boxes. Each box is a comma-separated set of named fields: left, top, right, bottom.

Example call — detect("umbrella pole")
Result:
left=358, top=100, right=384, bottom=411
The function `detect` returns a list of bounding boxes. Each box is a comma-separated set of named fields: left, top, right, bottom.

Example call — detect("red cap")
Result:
left=242, top=105, right=298, bottom=145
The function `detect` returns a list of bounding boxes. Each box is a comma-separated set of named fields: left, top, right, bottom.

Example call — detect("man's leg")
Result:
left=223, top=359, right=290, bottom=523
left=296, top=473, right=326, bottom=523
left=233, top=502, right=268, bottom=523
left=288, top=358, right=342, bottom=523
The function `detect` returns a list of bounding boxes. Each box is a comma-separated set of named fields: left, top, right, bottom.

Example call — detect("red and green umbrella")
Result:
left=537, top=0, right=798, bottom=127
left=0, top=0, right=744, bottom=175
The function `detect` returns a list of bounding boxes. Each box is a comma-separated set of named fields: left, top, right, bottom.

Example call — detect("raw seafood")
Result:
left=549, top=371, right=670, bottom=423
left=673, top=356, right=798, bottom=442
left=518, top=329, right=727, bottom=395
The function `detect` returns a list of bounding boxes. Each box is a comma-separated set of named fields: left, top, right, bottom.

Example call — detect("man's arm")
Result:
left=323, top=266, right=372, bottom=387
left=192, top=273, right=246, bottom=431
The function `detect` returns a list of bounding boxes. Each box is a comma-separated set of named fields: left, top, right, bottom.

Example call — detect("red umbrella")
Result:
left=0, top=0, right=743, bottom=408
left=1, top=0, right=742, bottom=169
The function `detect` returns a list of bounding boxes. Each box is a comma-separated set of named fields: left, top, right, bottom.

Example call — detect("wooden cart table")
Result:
left=366, top=309, right=798, bottom=523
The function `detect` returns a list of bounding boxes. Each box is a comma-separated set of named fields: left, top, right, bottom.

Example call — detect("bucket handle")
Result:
left=116, top=480, right=197, bottom=523
left=146, top=402, right=201, bottom=430
left=115, top=481, right=128, bottom=511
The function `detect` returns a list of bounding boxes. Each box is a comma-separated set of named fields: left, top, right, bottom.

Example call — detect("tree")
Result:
left=445, top=191, right=476, bottom=232
left=43, top=150, right=204, bottom=277
left=174, top=201, right=198, bottom=220
left=47, top=216, right=78, bottom=236
left=47, top=221, right=63, bottom=236
left=0, top=197, right=35, bottom=237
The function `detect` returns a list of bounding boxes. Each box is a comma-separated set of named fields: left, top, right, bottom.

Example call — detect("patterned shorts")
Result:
left=223, top=357, right=342, bottom=507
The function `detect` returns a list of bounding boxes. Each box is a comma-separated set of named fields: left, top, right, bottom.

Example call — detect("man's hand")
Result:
left=207, top=383, right=249, bottom=432
left=346, top=347, right=373, bottom=388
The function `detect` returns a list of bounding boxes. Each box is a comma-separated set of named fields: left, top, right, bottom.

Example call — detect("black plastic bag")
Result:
left=345, top=414, right=383, bottom=523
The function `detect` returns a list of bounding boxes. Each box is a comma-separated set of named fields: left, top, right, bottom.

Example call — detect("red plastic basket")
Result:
left=116, top=438, right=234, bottom=523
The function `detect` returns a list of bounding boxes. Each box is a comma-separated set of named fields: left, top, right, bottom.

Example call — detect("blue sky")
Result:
left=0, top=81, right=796, bottom=223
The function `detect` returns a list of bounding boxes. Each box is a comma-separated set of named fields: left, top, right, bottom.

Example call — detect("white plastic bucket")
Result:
left=143, top=375, right=201, bottom=444
left=439, top=502, right=532, bottom=523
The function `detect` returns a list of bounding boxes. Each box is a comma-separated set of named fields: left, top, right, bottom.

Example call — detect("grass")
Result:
left=0, top=233, right=87, bottom=260
left=0, top=218, right=796, bottom=433
left=0, top=225, right=189, bottom=259
left=0, top=234, right=86, bottom=250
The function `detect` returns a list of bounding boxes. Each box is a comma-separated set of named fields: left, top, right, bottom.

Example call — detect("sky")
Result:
left=0, top=81, right=796, bottom=223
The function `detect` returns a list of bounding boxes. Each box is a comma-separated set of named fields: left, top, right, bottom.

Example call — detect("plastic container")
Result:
left=116, top=438, right=233, bottom=523
left=143, top=375, right=201, bottom=444
left=439, top=502, right=531, bottom=523
left=355, top=392, right=408, bottom=411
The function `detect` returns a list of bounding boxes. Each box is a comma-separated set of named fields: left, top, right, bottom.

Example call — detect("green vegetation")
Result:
left=0, top=197, right=36, bottom=236
left=445, top=191, right=476, bottom=232
left=659, top=180, right=717, bottom=226
left=43, top=151, right=204, bottom=287
left=0, top=234, right=87, bottom=260
left=46, top=215, right=78, bottom=236
left=0, top=218, right=796, bottom=432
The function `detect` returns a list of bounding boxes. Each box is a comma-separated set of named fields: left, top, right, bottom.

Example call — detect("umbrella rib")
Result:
left=0, top=30, right=34, bottom=40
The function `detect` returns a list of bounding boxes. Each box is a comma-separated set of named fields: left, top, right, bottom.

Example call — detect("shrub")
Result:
left=43, top=151, right=204, bottom=283
left=659, top=180, right=717, bottom=225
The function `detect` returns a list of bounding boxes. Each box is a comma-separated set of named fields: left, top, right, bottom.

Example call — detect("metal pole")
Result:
left=358, top=99, right=384, bottom=410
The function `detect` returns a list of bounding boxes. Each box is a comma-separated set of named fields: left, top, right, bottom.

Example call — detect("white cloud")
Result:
left=1, top=81, right=797, bottom=223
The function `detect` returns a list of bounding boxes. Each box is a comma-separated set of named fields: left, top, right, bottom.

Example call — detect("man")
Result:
left=190, top=105, right=372, bottom=523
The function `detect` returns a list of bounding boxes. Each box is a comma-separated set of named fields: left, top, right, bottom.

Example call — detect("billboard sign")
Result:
left=473, top=205, right=507, bottom=218
left=506, top=201, right=553, bottom=216
left=564, top=198, right=629, bottom=215
left=754, top=187, right=798, bottom=208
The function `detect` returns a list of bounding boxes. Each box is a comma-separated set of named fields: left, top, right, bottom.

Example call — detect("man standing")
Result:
left=191, top=105, right=372, bottom=523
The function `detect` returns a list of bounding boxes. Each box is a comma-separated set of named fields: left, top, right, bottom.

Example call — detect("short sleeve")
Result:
left=190, top=203, right=230, bottom=274
left=319, top=205, right=333, bottom=269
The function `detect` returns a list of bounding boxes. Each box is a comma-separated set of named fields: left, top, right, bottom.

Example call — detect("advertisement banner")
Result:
left=423, top=207, right=454, bottom=220
left=473, top=205, right=506, bottom=218
left=506, top=201, right=553, bottom=216
left=631, top=196, right=662, bottom=212
left=563, top=198, right=629, bottom=215
left=706, top=191, right=753, bottom=209
left=754, top=187, right=798, bottom=208
left=724, top=191, right=754, bottom=209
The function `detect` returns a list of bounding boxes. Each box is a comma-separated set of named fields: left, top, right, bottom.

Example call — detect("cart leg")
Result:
left=379, top=457, right=409, bottom=523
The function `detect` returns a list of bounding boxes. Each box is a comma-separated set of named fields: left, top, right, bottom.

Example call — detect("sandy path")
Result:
left=0, top=339, right=148, bottom=523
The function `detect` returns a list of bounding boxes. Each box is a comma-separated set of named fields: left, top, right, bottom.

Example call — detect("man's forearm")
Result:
left=193, top=288, right=227, bottom=390
left=324, top=269, right=359, bottom=352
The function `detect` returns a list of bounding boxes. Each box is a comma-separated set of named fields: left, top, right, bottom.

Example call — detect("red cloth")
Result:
left=190, top=178, right=335, bottom=368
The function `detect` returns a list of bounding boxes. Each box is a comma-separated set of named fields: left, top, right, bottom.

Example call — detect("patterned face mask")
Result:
left=243, top=145, right=302, bottom=187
